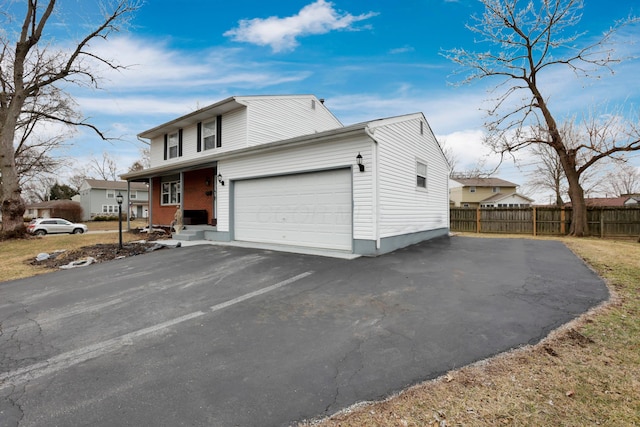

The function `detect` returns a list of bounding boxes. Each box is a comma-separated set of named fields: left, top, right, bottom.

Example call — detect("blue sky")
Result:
left=21, top=0, right=640, bottom=202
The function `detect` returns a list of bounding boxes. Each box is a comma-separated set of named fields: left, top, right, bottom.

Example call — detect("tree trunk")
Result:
left=0, top=113, right=26, bottom=236
left=565, top=168, right=589, bottom=236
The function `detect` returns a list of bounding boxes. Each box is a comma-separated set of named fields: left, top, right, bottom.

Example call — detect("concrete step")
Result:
left=172, top=229, right=205, bottom=241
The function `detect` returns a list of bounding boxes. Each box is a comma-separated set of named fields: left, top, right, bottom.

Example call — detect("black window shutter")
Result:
left=163, top=134, right=168, bottom=160
left=216, top=115, right=222, bottom=147
left=178, top=129, right=183, bottom=157
left=197, top=122, right=202, bottom=152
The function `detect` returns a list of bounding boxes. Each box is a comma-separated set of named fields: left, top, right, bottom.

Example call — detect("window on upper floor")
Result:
left=203, top=120, right=216, bottom=150
left=492, top=186, right=500, bottom=193
left=469, top=186, right=476, bottom=193
left=130, top=191, right=137, bottom=199
left=106, top=189, right=115, bottom=198
left=416, top=161, right=427, bottom=189
left=168, top=132, right=179, bottom=159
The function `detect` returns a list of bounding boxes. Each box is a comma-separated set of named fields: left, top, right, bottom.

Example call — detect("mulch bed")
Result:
left=28, top=241, right=164, bottom=270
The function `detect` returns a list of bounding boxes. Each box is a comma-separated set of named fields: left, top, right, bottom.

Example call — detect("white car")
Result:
left=27, top=218, right=88, bottom=236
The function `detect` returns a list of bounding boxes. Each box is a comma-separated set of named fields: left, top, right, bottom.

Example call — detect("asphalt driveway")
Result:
left=0, top=236, right=608, bottom=426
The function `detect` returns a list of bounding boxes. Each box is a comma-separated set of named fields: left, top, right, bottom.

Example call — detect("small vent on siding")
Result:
left=311, top=99, right=316, bottom=110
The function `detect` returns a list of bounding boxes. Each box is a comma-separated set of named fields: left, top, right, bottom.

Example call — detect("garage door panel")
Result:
left=234, top=170, right=352, bottom=250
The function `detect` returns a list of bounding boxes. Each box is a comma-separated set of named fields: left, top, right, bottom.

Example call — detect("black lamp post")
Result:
left=116, top=192, right=123, bottom=250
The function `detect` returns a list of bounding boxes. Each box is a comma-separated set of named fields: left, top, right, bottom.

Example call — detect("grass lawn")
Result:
left=1, top=222, right=152, bottom=281
left=1, top=233, right=638, bottom=425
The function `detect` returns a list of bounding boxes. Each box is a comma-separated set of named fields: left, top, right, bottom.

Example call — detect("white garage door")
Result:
left=234, top=169, right=352, bottom=250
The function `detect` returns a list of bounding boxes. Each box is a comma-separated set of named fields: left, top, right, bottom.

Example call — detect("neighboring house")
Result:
left=74, top=179, right=149, bottom=221
left=121, top=94, right=450, bottom=256
left=624, top=197, right=640, bottom=206
left=449, top=177, right=532, bottom=208
left=565, top=196, right=639, bottom=208
left=25, top=200, right=81, bottom=219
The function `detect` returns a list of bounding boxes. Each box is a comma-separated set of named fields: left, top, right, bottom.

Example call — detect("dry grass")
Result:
left=305, top=236, right=640, bottom=426
left=85, top=218, right=149, bottom=232
left=0, top=231, right=147, bottom=282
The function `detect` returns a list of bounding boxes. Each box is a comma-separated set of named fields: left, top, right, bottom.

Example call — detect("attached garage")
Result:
left=234, top=169, right=353, bottom=250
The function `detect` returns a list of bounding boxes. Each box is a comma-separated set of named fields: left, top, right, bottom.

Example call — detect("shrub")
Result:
left=51, top=201, right=83, bottom=223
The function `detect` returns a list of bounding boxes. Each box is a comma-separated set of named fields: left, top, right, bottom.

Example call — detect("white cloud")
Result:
left=81, top=36, right=313, bottom=90
left=389, top=46, right=415, bottom=54
left=224, top=0, right=378, bottom=52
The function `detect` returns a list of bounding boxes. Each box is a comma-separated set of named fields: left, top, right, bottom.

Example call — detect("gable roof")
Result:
left=84, top=179, right=148, bottom=191
left=138, top=94, right=340, bottom=140
left=565, top=196, right=631, bottom=207
left=480, top=192, right=533, bottom=203
left=122, top=113, right=439, bottom=182
left=450, top=177, right=518, bottom=187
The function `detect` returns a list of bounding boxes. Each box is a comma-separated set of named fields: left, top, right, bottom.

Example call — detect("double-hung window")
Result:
left=168, top=132, right=179, bottom=159
left=106, top=189, right=115, bottom=198
left=161, top=181, right=181, bottom=205
left=203, top=120, right=216, bottom=150
left=416, top=161, right=427, bottom=189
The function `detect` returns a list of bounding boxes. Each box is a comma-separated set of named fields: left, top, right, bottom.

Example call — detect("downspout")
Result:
left=126, top=181, right=131, bottom=231
left=364, top=127, right=381, bottom=250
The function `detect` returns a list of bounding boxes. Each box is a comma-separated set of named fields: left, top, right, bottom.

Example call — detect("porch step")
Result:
left=170, top=225, right=216, bottom=242
left=171, top=228, right=205, bottom=241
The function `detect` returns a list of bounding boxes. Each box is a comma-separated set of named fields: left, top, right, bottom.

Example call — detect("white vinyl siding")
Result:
left=241, top=96, right=342, bottom=147
left=375, top=116, right=449, bottom=238
left=146, top=96, right=341, bottom=168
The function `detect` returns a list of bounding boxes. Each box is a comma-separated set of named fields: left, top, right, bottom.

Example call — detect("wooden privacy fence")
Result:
left=450, top=206, right=640, bottom=238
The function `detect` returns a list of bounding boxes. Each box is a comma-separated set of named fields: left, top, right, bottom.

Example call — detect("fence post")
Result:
left=600, top=208, right=605, bottom=238
left=532, top=206, right=537, bottom=237
left=560, top=207, right=566, bottom=235
left=476, top=207, right=481, bottom=233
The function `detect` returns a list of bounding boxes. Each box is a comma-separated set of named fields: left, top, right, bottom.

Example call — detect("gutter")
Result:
left=121, top=124, right=370, bottom=181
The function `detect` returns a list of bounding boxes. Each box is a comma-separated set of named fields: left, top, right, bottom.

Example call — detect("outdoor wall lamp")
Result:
left=205, top=177, right=210, bottom=186
left=217, top=174, right=225, bottom=186
left=356, top=153, right=365, bottom=172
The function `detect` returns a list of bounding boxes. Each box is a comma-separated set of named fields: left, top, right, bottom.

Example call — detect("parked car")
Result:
left=27, top=218, right=88, bottom=236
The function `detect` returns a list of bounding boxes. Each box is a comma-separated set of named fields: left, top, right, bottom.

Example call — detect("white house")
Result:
left=479, top=192, right=534, bottom=208
left=121, top=94, right=450, bottom=256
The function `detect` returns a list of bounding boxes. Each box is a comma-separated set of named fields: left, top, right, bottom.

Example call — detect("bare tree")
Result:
left=11, top=86, right=78, bottom=188
left=527, top=143, right=566, bottom=206
left=21, top=175, right=54, bottom=203
left=604, top=160, right=640, bottom=196
left=526, top=119, right=610, bottom=205
left=0, top=0, right=140, bottom=235
left=89, top=151, right=119, bottom=181
left=128, top=145, right=151, bottom=172
left=445, top=0, right=640, bottom=236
